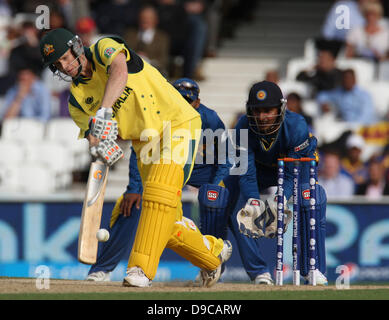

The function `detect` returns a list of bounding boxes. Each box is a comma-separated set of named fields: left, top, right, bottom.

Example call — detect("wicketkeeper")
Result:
left=226, top=81, right=328, bottom=285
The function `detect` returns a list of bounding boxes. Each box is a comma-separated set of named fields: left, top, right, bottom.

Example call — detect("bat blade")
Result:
left=77, top=160, right=109, bottom=264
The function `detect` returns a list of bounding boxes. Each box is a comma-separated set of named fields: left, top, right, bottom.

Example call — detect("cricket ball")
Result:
left=96, top=228, right=110, bottom=242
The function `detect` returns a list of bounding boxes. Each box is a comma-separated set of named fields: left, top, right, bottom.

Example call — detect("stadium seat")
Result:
left=364, top=81, right=389, bottom=118
left=17, top=164, right=57, bottom=193
left=304, top=38, right=317, bottom=61
left=336, top=58, right=376, bottom=85
left=278, top=80, right=313, bottom=99
left=0, top=141, right=25, bottom=165
left=46, top=118, right=90, bottom=170
left=286, top=57, right=315, bottom=81
left=1, top=118, right=46, bottom=142
left=377, top=61, right=389, bottom=81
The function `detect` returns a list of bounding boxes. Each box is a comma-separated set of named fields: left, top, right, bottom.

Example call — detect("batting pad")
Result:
left=167, top=217, right=224, bottom=271
left=128, top=163, right=184, bottom=280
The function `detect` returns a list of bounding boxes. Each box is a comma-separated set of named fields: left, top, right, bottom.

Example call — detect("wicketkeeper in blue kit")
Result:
left=86, top=78, right=233, bottom=282
left=225, top=80, right=328, bottom=285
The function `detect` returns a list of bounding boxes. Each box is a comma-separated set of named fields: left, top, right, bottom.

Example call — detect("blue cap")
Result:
left=246, top=81, right=284, bottom=108
left=173, top=78, right=199, bottom=102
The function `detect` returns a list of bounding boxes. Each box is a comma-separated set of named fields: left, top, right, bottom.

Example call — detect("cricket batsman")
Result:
left=228, top=81, right=328, bottom=285
left=39, top=28, right=232, bottom=287
left=86, top=78, right=234, bottom=281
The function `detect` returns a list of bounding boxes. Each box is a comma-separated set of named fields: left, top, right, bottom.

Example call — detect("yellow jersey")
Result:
left=68, top=37, right=199, bottom=140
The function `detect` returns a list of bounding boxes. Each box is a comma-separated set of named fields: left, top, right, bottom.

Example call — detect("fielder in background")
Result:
left=86, top=78, right=233, bottom=282
left=229, top=81, right=327, bottom=285
left=39, top=28, right=232, bottom=288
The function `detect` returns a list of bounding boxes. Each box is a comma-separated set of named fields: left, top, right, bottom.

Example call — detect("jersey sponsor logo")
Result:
left=302, top=189, right=310, bottom=200
left=294, top=139, right=309, bottom=152
left=43, top=44, right=55, bottom=56
left=256, top=90, right=267, bottom=101
left=104, top=47, right=116, bottom=58
left=207, top=190, right=219, bottom=201
left=250, top=199, right=260, bottom=206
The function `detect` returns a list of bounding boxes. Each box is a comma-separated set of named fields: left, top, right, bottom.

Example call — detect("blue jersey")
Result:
left=235, top=109, right=318, bottom=201
left=126, top=103, right=232, bottom=192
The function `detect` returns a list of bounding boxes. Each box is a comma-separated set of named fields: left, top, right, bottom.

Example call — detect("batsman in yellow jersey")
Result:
left=39, top=28, right=232, bottom=287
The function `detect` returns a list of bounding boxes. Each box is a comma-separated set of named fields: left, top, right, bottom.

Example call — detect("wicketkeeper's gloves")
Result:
left=90, top=108, right=118, bottom=140
left=236, top=198, right=266, bottom=238
left=263, top=196, right=292, bottom=238
left=90, top=139, right=124, bottom=166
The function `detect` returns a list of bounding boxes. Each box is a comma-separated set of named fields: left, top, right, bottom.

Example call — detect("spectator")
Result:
left=182, top=0, right=208, bottom=80
left=321, top=0, right=366, bottom=42
left=0, top=65, right=51, bottom=122
left=265, top=69, right=280, bottom=84
left=9, top=21, right=43, bottom=78
left=296, top=49, right=342, bottom=96
left=318, top=150, right=356, bottom=197
left=341, top=133, right=369, bottom=185
left=355, top=157, right=389, bottom=197
left=346, top=1, right=389, bottom=61
left=124, top=5, right=170, bottom=76
left=93, top=0, right=140, bottom=36
left=75, top=16, right=100, bottom=47
left=317, top=68, right=377, bottom=125
left=286, top=92, right=313, bottom=128
left=154, top=0, right=189, bottom=77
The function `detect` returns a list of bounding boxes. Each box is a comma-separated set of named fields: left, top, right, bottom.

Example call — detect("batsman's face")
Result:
left=54, top=49, right=81, bottom=78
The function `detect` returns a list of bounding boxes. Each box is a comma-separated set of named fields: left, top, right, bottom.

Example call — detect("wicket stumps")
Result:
left=276, top=157, right=317, bottom=286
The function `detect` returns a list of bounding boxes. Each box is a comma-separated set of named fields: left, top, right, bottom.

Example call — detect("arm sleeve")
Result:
left=124, top=146, right=143, bottom=194
left=209, top=111, right=233, bottom=185
left=234, top=119, right=260, bottom=201
left=94, top=37, right=130, bottom=71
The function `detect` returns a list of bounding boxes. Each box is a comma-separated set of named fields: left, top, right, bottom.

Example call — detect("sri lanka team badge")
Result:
left=43, top=44, right=55, bottom=56
left=104, top=47, right=116, bottom=58
left=257, top=90, right=267, bottom=101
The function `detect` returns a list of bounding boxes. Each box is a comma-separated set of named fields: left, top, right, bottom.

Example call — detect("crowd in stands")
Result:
left=1, top=0, right=389, bottom=198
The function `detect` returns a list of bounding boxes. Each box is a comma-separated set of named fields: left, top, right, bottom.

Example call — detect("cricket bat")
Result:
left=78, top=160, right=109, bottom=264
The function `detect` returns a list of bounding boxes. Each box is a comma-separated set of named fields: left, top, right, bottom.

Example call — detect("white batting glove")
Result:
left=236, top=198, right=266, bottom=238
left=90, top=139, right=124, bottom=166
left=90, top=108, right=118, bottom=140
left=264, top=196, right=292, bottom=238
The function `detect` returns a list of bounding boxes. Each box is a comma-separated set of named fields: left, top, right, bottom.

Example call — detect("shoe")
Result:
left=254, top=272, right=274, bottom=285
left=200, top=240, right=232, bottom=288
left=86, top=271, right=111, bottom=282
left=304, top=270, right=328, bottom=285
left=122, top=266, right=152, bottom=287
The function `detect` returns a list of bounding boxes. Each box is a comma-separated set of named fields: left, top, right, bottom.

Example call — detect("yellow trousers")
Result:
left=122, top=116, right=224, bottom=280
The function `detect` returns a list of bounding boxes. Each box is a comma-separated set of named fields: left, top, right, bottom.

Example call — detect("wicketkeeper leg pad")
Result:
left=298, top=183, right=327, bottom=277
left=128, top=163, right=184, bottom=280
left=167, top=216, right=224, bottom=271
left=198, top=184, right=230, bottom=239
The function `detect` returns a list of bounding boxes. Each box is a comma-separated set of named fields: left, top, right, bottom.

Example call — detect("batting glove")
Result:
left=264, top=196, right=292, bottom=238
left=236, top=198, right=266, bottom=238
left=90, top=139, right=124, bottom=166
left=90, top=108, right=119, bottom=140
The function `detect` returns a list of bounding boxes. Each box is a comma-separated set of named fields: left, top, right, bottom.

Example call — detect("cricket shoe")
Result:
left=200, top=240, right=232, bottom=288
left=254, top=272, right=274, bottom=285
left=303, top=270, right=328, bottom=286
left=86, top=271, right=111, bottom=282
left=123, top=266, right=152, bottom=287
